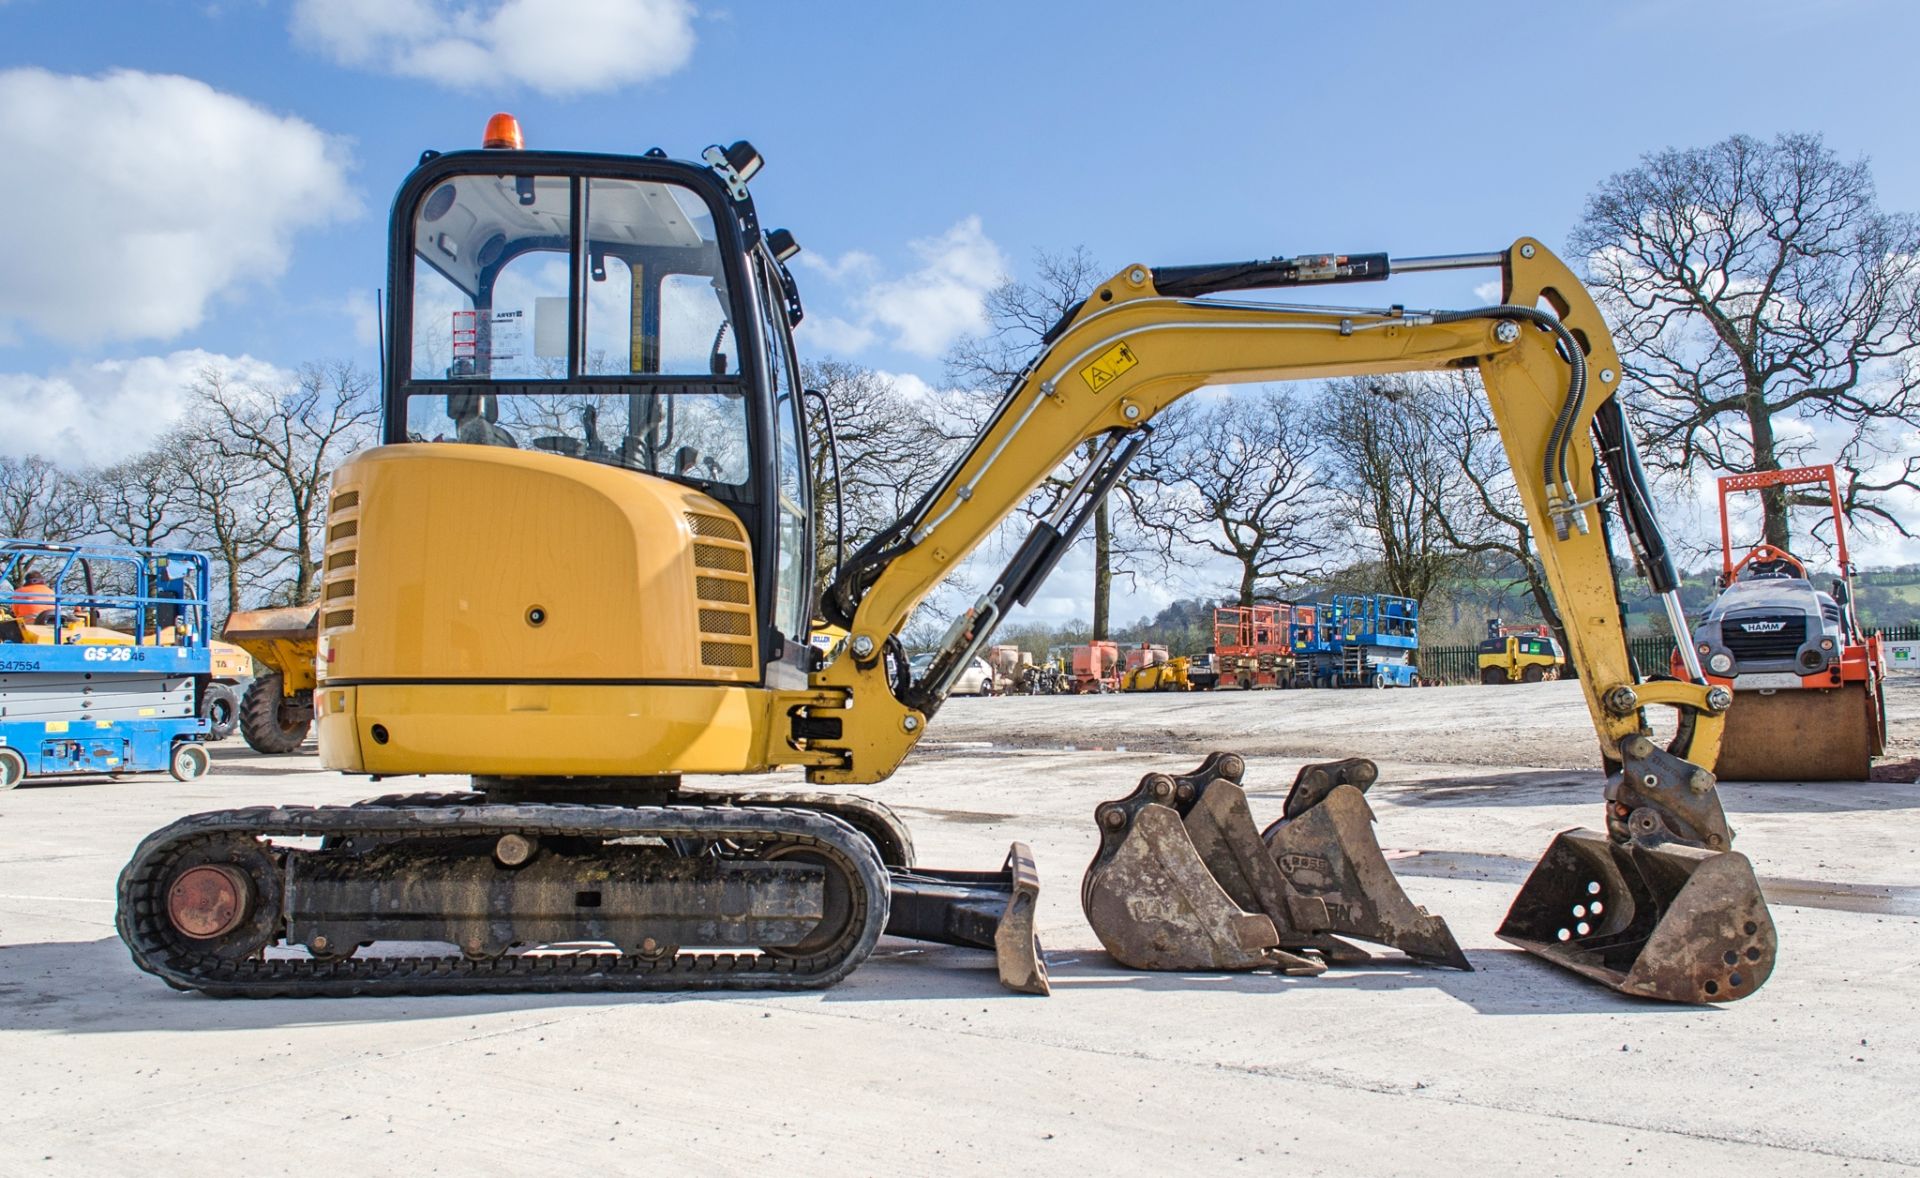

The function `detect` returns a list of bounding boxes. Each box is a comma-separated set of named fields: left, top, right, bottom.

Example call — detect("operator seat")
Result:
left=1737, top=544, right=1806, bottom=582
left=447, top=392, right=518, bottom=448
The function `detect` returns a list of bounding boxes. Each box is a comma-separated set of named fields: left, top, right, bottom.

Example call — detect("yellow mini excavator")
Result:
left=118, top=117, right=1774, bottom=1005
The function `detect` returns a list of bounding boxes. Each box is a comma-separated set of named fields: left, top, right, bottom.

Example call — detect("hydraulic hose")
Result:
left=1431, top=306, right=1586, bottom=513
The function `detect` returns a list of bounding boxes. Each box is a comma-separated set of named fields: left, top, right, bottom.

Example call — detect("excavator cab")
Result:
left=392, top=133, right=815, bottom=682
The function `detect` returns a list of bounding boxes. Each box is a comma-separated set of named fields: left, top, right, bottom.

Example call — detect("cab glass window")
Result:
left=403, top=172, right=749, bottom=484
left=411, top=174, right=572, bottom=381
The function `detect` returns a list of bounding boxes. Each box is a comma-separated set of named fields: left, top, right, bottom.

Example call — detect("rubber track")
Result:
left=116, top=802, right=888, bottom=998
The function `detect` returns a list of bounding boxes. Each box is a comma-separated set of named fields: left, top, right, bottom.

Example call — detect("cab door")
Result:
left=755, top=252, right=813, bottom=684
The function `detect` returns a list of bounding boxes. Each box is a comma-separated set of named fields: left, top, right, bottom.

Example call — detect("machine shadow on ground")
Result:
left=0, top=935, right=1705, bottom=1034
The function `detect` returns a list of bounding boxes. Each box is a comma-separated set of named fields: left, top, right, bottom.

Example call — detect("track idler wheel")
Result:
left=1082, top=752, right=1466, bottom=974
left=1499, top=736, right=1776, bottom=1003
left=148, top=834, right=283, bottom=968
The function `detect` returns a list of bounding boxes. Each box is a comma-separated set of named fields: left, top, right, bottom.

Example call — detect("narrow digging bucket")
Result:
left=1498, top=828, right=1776, bottom=1003
left=1715, top=683, right=1874, bottom=782
left=1082, top=752, right=1466, bottom=974
left=886, top=842, right=1050, bottom=994
left=1259, top=761, right=1470, bottom=970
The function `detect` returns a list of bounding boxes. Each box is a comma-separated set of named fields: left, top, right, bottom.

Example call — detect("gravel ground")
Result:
left=1, top=675, right=1915, bottom=1175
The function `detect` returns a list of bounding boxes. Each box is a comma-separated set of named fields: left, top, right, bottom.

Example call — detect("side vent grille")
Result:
left=692, top=543, right=748, bottom=574
left=696, top=575, right=748, bottom=604
left=321, top=480, right=361, bottom=635
left=689, top=512, right=754, bottom=671
left=699, top=641, right=755, bottom=668
left=686, top=512, right=744, bottom=540
left=698, top=608, right=751, bottom=636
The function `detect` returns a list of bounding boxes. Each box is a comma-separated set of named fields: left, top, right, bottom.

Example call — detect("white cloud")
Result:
left=341, top=289, right=382, bottom=349
left=795, top=248, right=878, bottom=284
left=795, top=314, right=876, bottom=356
left=793, top=219, right=1007, bottom=360
left=0, top=351, right=296, bottom=468
left=860, top=216, right=1008, bottom=357
left=1473, top=279, right=1504, bottom=304
left=291, top=0, right=697, bottom=96
left=0, top=68, right=356, bottom=347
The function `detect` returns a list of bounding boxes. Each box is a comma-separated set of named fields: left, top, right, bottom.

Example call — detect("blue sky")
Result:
left=3, top=0, right=1917, bottom=622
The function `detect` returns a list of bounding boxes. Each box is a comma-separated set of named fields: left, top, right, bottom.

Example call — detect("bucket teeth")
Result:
left=1082, top=753, right=1466, bottom=975
left=1498, top=827, right=1776, bottom=1003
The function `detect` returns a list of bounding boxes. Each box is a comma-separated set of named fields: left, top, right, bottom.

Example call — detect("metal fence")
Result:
left=1420, top=623, right=1920, bottom=685
left=1417, top=635, right=1678, bottom=685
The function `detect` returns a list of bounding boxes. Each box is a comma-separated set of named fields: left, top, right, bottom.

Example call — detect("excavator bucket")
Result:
left=1082, top=752, right=1466, bottom=974
left=1259, top=759, right=1471, bottom=970
left=1500, top=736, right=1777, bottom=1003
left=1498, top=829, right=1776, bottom=1003
left=1713, top=684, right=1879, bottom=782
left=886, top=843, right=1050, bottom=994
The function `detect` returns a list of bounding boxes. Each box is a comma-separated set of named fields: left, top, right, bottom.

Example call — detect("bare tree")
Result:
left=196, top=361, right=379, bottom=604
left=1315, top=377, right=1464, bottom=606
left=800, top=359, right=954, bottom=602
left=1572, top=132, right=1920, bottom=549
left=944, top=246, right=1163, bottom=638
left=172, top=428, right=278, bottom=620
left=1405, top=371, right=1574, bottom=665
left=0, top=454, right=88, bottom=583
left=1134, top=388, right=1325, bottom=605
left=80, top=448, right=194, bottom=552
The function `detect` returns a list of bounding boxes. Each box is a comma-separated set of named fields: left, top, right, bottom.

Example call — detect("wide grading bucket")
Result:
left=1081, top=752, right=1467, bottom=974
left=1499, top=734, right=1778, bottom=1003
left=1498, top=829, right=1775, bottom=1002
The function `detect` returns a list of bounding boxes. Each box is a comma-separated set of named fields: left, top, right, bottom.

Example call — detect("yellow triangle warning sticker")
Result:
left=1079, top=341, right=1139, bottom=393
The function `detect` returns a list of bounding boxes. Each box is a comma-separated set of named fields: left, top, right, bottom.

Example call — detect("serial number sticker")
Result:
left=0, top=660, right=41, bottom=672
left=1079, top=341, right=1139, bottom=392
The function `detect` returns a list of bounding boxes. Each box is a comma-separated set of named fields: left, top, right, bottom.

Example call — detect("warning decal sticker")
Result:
left=1078, top=341, right=1140, bottom=392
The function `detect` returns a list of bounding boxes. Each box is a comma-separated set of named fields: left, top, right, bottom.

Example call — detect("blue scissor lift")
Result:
left=0, top=541, right=214, bottom=788
left=1292, top=599, right=1343, bottom=688
left=1331, top=592, right=1419, bottom=687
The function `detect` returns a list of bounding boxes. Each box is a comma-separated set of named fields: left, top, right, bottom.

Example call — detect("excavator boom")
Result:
left=803, top=239, right=1772, bottom=1002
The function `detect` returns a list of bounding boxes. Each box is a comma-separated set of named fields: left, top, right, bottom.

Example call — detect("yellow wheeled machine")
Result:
left=1477, top=621, right=1565, bottom=684
left=220, top=605, right=319, bottom=753
left=1122, top=655, right=1191, bottom=692
left=118, top=116, right=1772, bottom=1005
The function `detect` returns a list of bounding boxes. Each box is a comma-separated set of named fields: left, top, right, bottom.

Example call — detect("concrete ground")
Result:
left=2, top=675, right=1916, bottom=1175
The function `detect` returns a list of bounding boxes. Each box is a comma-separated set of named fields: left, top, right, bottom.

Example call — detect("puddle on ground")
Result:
left=895, top=805, right=1020, bottom=825
left=1389, top=849, right=1920, bottom=917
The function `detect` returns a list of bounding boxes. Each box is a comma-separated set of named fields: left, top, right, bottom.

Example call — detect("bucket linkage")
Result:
left=1082, top=752, right=1468, bottom=974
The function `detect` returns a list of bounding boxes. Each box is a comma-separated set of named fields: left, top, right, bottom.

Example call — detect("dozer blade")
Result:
left=1715, top=683, right=1874, bottom=782
left=1260, top=760, right=1471, bottom=970
left=886, top=842, right=1050, bottom=995
left=1498, top=828, right=1776, bottom=1003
